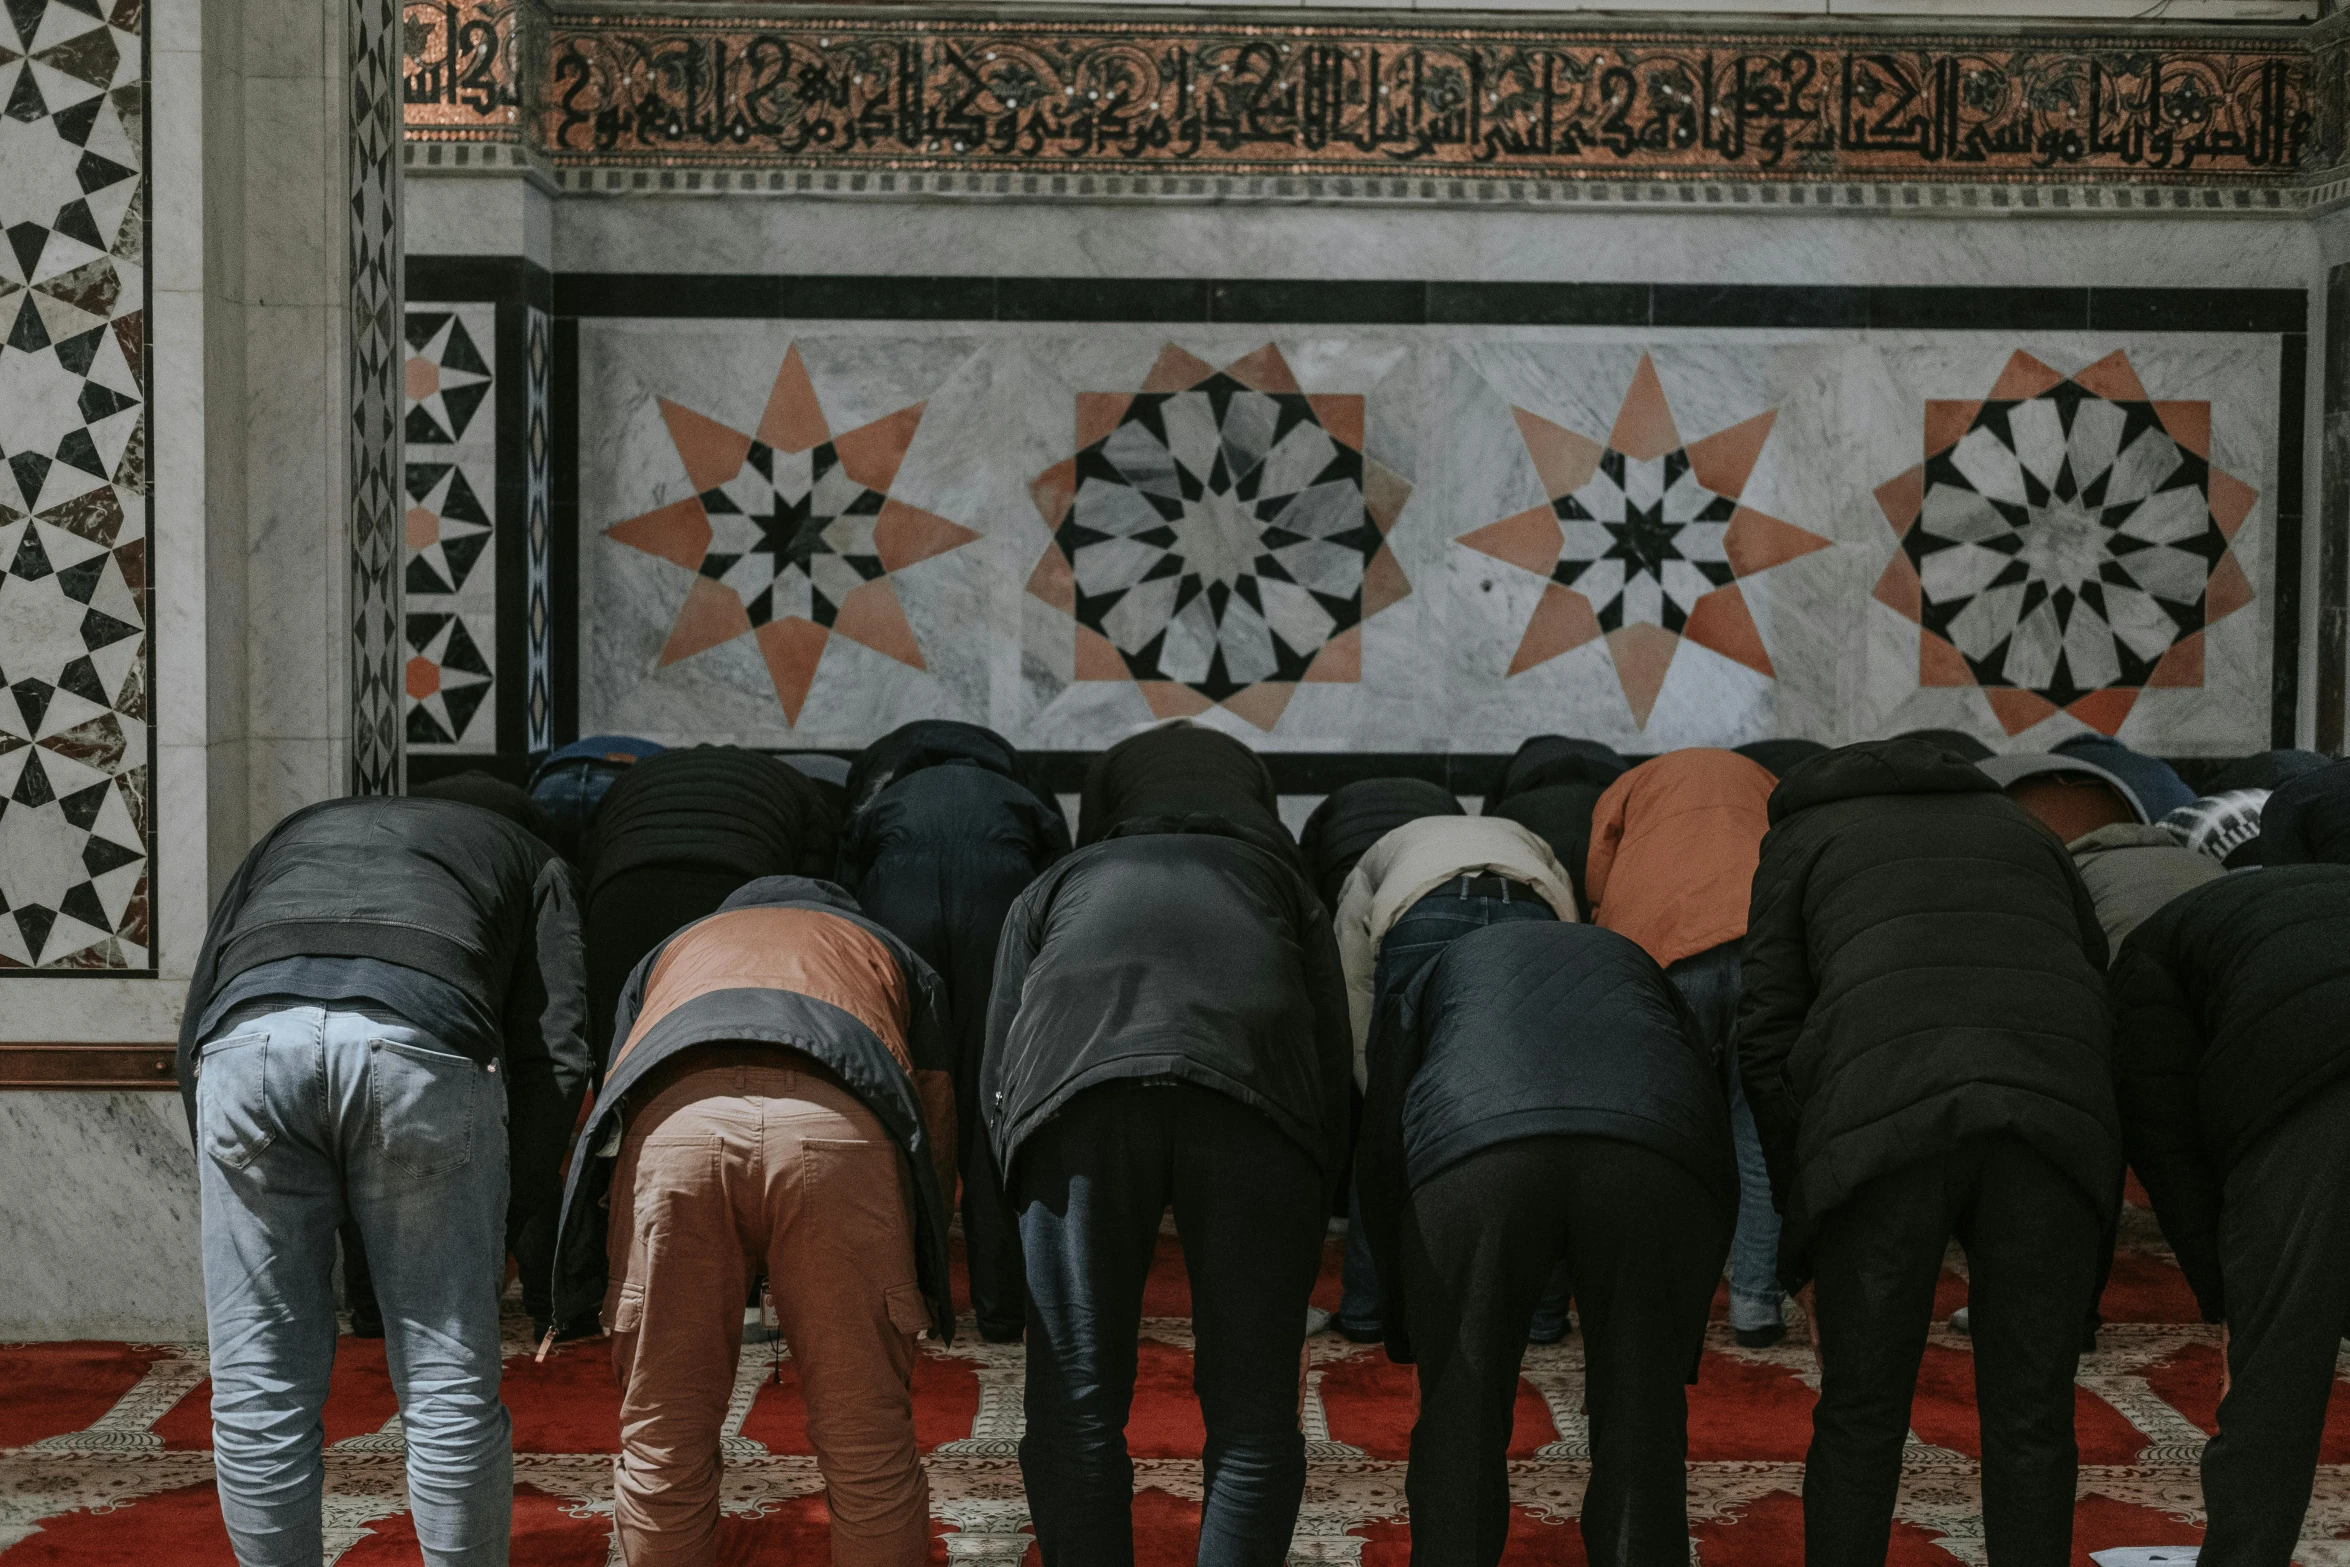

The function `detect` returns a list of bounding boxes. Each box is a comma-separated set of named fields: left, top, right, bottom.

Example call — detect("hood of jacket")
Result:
left=1491, top=736, right=1628, bottom=804
left=1300, top=778, right=1463, bottom=909
left=587, top=745, right=839, bottom=891
left=2261, top=759, right=2350, bottom=866
left=1767, top=738, right=2001, bottom=824
left=1077, top=722, right=1279, bottom=846
left=846, top=720, right=1034, bottom=815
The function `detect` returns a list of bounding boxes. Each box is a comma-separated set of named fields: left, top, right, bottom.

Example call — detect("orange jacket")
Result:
left=1585, top=749, right=1776, bottom=969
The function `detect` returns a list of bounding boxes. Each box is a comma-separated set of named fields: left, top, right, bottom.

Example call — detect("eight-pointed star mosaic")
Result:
left=605, top=346, right=979, bottom=724
left=1459, top=354, right=1829, bottom=727
left=1027, top=344, right=1412, bottom=731
left=1872, top=349, right=2258, bottom=737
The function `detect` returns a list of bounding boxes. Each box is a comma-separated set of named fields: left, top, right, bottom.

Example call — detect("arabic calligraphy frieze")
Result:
left=403, top=0, right=524, bottom=135
left=476, top=15, right=2319, bottom=183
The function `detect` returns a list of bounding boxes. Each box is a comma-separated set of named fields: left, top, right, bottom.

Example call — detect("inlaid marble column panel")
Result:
left=402, top=301, right=496, bottom=751
left=572, top=311, right=2289, bottom=758
left=0, top=0, right=154, bottom=972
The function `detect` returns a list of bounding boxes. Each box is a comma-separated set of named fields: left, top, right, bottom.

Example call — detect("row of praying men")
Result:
left=177, top=719, right=2350, bottom=1566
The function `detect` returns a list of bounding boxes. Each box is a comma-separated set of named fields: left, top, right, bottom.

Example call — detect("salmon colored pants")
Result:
left=605, top=1048, right=932, bottom=1566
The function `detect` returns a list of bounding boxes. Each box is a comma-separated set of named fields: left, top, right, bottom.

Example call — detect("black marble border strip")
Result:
left=551, top=275, right=2307, bottom=335
left=2320, top=262, right=2349, bottom=755
left=409, top=254, right=553, bottom=303
left=2275, top=327, right=2310, bottom=749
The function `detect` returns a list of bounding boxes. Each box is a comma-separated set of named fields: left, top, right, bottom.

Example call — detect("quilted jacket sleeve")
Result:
left=1735, top=825, right=1815, bottom=1215
left=2108, top=924, right=2225, bottom=1322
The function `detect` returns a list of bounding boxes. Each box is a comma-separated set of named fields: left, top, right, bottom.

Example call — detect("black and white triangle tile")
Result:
left=0, top=0, right=150, bottom=972
left=403, top=303, right=497, bottom=752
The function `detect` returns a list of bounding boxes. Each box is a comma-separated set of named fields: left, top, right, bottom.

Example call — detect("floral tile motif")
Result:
left=1026, top=343, right=1411, bottom=731
left=0, top=0, right=149, bottom=971
left=402, top=304, right=496, bottom=751
left=1872, top=350, right=2258, bottom=737
left=604, top=344, right=979, bottom=726
left=1459, top=353, right=1828, bottom=729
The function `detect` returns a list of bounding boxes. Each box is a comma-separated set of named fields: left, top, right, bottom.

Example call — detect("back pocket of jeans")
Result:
left=370, top=1038, right=480, bottom=1179
left=197, top=1033, right=275, bottom=1170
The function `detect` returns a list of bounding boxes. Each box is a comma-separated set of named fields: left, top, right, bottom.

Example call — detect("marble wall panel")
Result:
left=0, top=1092, right=204, bottom=1339
left=0, top=0, right=155, bottom=972
left=402, top=301, right=497, bottom=751
left=577, top=320, right=2285, bottom=757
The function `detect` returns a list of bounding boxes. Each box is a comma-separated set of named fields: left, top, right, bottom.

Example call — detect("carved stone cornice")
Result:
left=402, top=3, right=2339, bottom=208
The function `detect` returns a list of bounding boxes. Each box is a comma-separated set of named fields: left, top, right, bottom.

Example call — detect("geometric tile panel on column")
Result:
left=403, top=303, right=496, bottom=751
left=0, top=0, right=152, bottom=971
left=348, top=0, right=404, bottom=794
left=574, top=296, right=2295, bottom=762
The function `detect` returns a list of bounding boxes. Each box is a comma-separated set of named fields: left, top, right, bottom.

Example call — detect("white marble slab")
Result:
left=578, top=320, right=2283, bottom=756
left=0, top=1093, right=205, bottom=1340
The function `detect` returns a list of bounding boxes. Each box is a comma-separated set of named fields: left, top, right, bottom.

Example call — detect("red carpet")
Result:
left=3, top=1188, right=2346, bottom=1562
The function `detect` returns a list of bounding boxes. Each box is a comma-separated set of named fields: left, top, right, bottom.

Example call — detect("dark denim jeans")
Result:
left=1666, top=940, right=1783, bottom=1331
left=1016, top=1082, right=1326, bottom=1567
left=1337, top=886, right=1560, bottom=1340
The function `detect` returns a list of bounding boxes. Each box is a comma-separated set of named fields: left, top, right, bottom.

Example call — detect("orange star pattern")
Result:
left=605, top=346, right=978, bottom=725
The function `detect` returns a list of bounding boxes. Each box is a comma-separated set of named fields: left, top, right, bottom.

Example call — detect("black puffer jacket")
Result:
left=982, top=814, right=1352, bottom=1185
left=587, top=745, right=839, bottom=893
left=1358, top=920, right=1734, bottom=1362
left=1490, top=735, right=1628, bottom=802
left=1300, top=778, right=1462, bottom=911
left=1077, top=723, right=1287, bottom=851
left=838, top=722, right=1071, bottom=1150
left=1738, top=739, right=2119, bottom=1284
left=2109, top=866, right=2350, bottom=1322
left=180, top=797, right=592, bottom=1272
left=2260, top=759, right=2350, bottom=866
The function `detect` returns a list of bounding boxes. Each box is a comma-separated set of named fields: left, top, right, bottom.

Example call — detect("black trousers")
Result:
left=1804, top=1136, right=2101, bottom=1567
left=1400, top=1136, right=1729, bottom=1567
left=1015, top=1083, right=1326, bottom=1567
left=2201, top=1074, right=2350, bottom=1566
left=854, top=849, right=1038, bottom=1339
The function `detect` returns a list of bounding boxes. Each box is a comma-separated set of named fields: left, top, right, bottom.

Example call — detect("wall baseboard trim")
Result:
left=0, top=1045, right=180, bottom=1090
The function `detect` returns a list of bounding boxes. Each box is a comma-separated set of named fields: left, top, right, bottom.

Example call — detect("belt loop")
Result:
left=1457, top=871, right=1472, bottom=899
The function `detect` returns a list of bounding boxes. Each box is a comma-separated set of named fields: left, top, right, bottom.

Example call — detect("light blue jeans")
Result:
left=196, top=1004, right=512, bottom=1567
